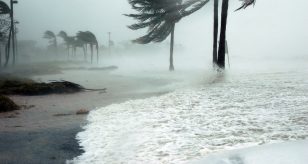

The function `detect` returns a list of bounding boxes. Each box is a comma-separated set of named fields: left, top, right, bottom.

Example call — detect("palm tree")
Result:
left=126, top=0, right=209, bottom=71
left=217, top=0, right=255, bottom=69
left=76, top=31, right=99, bottom=64
left=72, top=38, right=85, bottom=58
left=43, top=30, right=58, bottom=54
left=58, top=31, right=75, bottom=58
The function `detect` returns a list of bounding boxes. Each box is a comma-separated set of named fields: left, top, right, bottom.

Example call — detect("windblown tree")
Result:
left=58, top=31, right=75, bottom=58
left=71, top=36, right=87, bottom=60
left=76, top=31, right=99, bottom=64
left=126, top=0, right=209, bottom=71
left=43, top=30, right=58, bottom=54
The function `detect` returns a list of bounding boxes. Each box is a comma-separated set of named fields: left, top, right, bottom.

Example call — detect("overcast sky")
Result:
left=2, top=0, right=308, bottom=58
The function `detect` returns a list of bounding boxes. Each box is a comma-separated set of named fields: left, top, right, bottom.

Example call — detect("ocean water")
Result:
left=193, top=139, right=308, bottom=164
left=68, top=63, right=308, bottom=164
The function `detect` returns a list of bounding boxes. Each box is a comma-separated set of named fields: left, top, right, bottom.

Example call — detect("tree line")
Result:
left=126, top=0, right=256, bottom=71
left=43, top=30, right=99, bottom=64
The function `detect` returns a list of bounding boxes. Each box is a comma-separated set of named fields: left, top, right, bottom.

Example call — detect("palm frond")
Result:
left=126, top=0, right=184, bottom=44
left=43, top=30, right=56, bottom=39
left=0, top=1, right=10, bottom=14
left=235, top=0, right=256, bottom=11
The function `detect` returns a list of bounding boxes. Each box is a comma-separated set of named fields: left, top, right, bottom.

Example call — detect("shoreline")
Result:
left=0, top=67, right=175, bottom=163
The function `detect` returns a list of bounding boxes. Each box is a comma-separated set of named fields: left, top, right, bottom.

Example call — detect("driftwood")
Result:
left=0, top=80, right=106, bottom=96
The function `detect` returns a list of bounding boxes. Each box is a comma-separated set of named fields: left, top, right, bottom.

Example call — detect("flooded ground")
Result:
left=70, top=59, right=308, bottom=164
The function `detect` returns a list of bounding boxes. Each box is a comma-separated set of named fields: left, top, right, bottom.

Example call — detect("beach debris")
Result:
left=0, top=95, right=20, bottom=113
left=76, top=109, right=89, bottom=115
left=64, top=65, right=118, bottom=71
left=53, top=113, right=73, bottom=117
left=0, top=79, right=106, bottom=95
left=87, top=66, right=118, bottom=71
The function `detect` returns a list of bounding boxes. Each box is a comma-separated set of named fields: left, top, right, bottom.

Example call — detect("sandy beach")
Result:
left=0, top=62, right=179, bottom=163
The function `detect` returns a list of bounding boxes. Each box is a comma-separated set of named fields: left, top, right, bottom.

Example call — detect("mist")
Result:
left=1, top=0, right=308, bottom=163
left=0, top=0, right=305, bottom=56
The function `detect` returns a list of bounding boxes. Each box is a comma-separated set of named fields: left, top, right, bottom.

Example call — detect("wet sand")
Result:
left=0, top=68, right=174, bottom=163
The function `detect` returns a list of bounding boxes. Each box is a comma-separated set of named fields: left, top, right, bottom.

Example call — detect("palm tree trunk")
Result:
left=67, top=45, right=70, bottom=59
left=213, top=0, right=219, bottom=66
left=54, top=37, right=58, bottom=56
left=96, top=43, right=99, bottom=64
left=73, top=47, right=76, bottom=57
left=169, top=23, right=175, bottom=71
left=217, top=0, right=229, bottom=69
left=5, top=27, right=12, bottom=67
left=11, top=4, right=16, bottom=66
left=83, top=45, right=87, bottom=61
left=90, top=44, right=93, bottom=64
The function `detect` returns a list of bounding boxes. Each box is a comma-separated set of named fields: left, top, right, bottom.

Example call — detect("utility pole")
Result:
left=10, top=0, right=18, bottom=65
left=14, top=21, right=19, bottom=62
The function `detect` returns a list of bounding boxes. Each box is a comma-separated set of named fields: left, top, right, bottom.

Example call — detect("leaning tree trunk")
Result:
left=83, top=45, right=87, bottom=61
left=96, top=43, right=99, bottom=64
left=169, top=23, right=175, bottom=71
left=54, top=37, right=58, bottom=56
left=90, top=44, right=93, bottom=64
left=217, top=0, right=229, bottom=69
left=67, top=45, right=70, bottom=59
left=213, top=0, right=219, bottom=66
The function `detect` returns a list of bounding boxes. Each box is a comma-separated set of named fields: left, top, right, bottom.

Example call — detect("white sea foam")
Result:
left=69, top=69, right=308, bottom=164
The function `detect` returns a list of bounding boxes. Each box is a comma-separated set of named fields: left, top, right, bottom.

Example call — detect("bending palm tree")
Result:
left=71, top=37, right=86, bottom=59
left=76, top=31, right=99, bottom=64
left=43, top=30, right=58, bottom=55
left=58, top=31, right=75, bottom=58
left=126, top=0, right=209, bottom=71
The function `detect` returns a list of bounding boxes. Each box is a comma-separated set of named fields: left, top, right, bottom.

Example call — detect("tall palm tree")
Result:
left=58, top=31, right=75, bottom=58
left=126, top=0, right=209, bottom=71
left=71, top=37, right=86, bottom=59
left=76, top=31, right=99, bottom=64
left=43, top=30, right=58, bottom=54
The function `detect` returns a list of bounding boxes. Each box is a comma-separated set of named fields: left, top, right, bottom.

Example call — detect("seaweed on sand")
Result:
left=0, top=80, right=94, bottom=96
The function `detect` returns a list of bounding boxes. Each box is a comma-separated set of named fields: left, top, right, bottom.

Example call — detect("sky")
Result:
left=2, top=0, right=308, bottom=58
